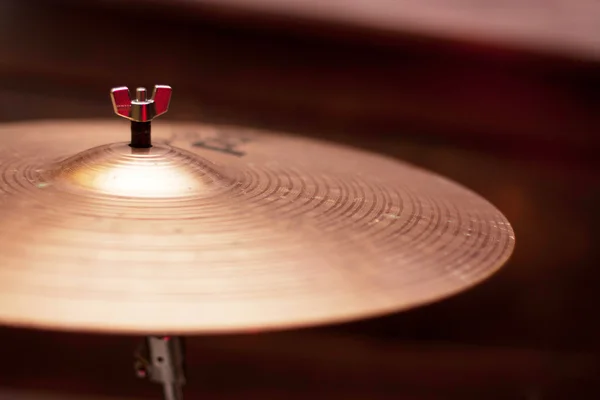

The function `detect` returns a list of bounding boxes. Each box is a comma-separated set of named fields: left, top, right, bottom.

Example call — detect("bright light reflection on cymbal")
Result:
left=58, top=144, right=211, bottom=198
left=74, top=164, right=199, bottom=198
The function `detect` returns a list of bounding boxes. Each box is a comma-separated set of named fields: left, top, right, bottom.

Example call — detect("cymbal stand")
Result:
left=134, top=336, right=186, bottom=400
left=112, top=84, right=181, bottom=399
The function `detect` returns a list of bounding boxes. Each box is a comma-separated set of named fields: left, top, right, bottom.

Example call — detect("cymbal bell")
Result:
left=0, top=117, right=515, bottom=334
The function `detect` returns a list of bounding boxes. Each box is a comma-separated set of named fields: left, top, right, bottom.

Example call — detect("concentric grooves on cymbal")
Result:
left=0, top=120, right=515, bottom=334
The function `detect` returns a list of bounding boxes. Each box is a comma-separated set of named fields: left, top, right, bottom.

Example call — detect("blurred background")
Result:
left=0, top=1, right=599, bottom=399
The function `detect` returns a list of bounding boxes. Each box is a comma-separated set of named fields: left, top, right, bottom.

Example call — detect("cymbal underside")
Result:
left=0, top=120, right=514, bottom=334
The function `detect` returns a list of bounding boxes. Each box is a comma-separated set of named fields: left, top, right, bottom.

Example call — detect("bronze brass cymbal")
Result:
left=0, top=119, right=515, bottom=334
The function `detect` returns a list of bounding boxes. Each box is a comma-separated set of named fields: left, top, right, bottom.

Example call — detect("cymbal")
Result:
left=0, top=118, right=515, bottom=334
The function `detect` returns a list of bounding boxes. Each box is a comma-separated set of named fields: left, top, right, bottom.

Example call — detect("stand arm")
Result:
left=135, top=336, right=186, bottom=400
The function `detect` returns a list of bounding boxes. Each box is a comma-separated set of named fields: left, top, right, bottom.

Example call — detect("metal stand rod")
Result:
left=135, top=336, right=186, bottom=400
left=163, top=383, right=184, bottom=400
left=130, top=121, right=152, bottom=148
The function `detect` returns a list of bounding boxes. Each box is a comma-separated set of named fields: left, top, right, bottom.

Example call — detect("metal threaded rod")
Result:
left=130, top=121, right=152, bottom=148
